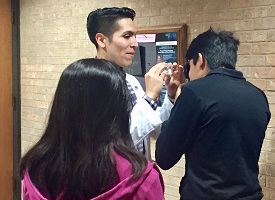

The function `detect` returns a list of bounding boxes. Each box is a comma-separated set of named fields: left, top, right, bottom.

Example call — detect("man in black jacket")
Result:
left=155, top=28, right=271, bottom=200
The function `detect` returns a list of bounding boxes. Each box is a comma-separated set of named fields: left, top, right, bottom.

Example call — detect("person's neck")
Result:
left=96, top=52, right=125, bottom=73
left=96, top=52, right=106, bottom=59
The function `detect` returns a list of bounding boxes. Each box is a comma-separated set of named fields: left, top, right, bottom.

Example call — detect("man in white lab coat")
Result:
left=87, top=7, right=184, bottom=159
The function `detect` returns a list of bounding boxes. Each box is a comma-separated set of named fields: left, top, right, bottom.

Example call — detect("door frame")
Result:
left=12, top=0, right=21, bottom=199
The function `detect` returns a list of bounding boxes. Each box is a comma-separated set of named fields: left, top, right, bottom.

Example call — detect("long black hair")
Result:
left=20, top=58, right=147, bottom=200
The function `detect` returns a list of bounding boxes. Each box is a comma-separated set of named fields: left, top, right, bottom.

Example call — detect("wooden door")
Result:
left=0, top=0, right=13, bottom=199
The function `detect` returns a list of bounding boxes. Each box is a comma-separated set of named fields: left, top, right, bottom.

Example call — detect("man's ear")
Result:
left=95, top=33, right=107, bottom=48
left=198, top=53, right=210, bottom=75
left=197, top=53, right=205, bottom=70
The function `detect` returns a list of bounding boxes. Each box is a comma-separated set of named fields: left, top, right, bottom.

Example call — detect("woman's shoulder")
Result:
left=114, top=152, right=162, bottom=180
left=22, top=171, right=50, bottom=200
left=115, top=152, right=163, bottom=188
left=114, top=153, right=133, bottom=181
left=92, top=153, right=164, bottom=200
left=131, top=161, right=164, bottom=199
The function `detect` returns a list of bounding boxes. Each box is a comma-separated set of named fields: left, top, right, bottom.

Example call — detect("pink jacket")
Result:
left=23, top=153, right=164, bottom=200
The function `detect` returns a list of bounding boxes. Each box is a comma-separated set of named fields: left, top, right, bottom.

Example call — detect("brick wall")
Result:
left=20, top=0, right=275, bottom=199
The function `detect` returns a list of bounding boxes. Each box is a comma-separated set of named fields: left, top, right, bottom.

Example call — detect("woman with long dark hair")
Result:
left=20, top=58, right=164, bottom=200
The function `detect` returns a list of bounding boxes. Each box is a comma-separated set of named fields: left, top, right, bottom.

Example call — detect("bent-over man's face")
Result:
left=188, top=54, right=210, bottom=81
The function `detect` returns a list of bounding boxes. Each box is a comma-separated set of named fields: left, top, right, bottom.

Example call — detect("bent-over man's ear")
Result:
left=198, top=53, right=209, bottom=71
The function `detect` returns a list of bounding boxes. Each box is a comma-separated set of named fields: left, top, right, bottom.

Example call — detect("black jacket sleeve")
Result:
left=155, top=86, right=201, bottom=170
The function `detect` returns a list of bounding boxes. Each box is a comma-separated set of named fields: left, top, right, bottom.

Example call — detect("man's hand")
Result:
left=144, top=62, right=168, bottom=100
left=175, top=83, right=185, bottom=102
left=165, top=63, right=185, bottom=99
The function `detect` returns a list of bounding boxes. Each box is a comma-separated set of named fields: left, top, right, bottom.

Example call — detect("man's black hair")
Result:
left=186, top=27, right=240, bottom=70
left=87, top=7, right=136, bottom=48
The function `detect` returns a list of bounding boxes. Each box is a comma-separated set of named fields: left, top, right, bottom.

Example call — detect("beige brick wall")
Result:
left=20, top=0, right=275, bottom=199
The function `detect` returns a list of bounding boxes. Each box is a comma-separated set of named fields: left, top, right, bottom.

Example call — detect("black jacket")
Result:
left=156, top=68, right=271, bottom=200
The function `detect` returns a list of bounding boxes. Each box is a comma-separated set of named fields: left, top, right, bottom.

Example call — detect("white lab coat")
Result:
left=126, top=73, right=173, bottom=160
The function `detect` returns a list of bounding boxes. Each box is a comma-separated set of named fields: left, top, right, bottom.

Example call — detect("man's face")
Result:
left=188, top=57, right=209, bottom=81
left=104, top=18, right=138, bottom=68
left=188, top=59, right=200, bottom=81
